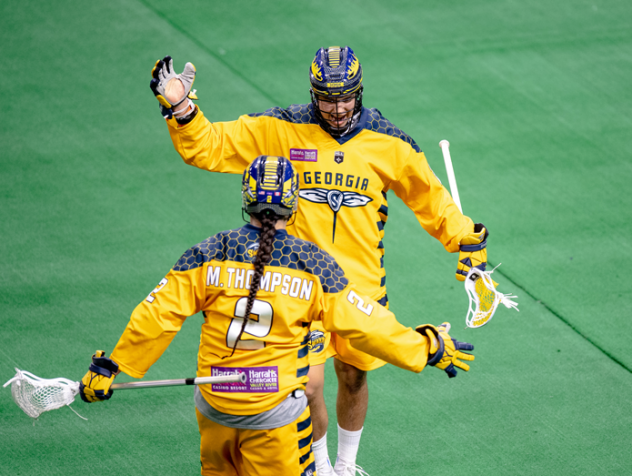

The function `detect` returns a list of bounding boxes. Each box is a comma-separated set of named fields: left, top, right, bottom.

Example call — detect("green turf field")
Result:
left=1, top=0, right=631, bottom=474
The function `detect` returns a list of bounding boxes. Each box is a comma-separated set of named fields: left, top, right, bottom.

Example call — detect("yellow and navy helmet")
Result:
left=241, top=156, right=299, bottom=218
left=309, top=46, right=364, bottom=136
left=309, top=46, right=363, bottom=97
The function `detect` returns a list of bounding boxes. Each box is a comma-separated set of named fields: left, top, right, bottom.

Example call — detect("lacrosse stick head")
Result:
left=464, top=265, right=519, bottom=328
left=3, top=368, right=80, bottom=419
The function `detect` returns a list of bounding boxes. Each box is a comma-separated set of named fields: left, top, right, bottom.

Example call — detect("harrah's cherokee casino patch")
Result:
left=290, top=149, right=318, bottom=162
left=210, top=366, right=279, bottom=393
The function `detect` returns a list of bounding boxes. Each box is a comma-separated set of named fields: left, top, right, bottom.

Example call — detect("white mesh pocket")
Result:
left=465, top=265, right=519, bottom=328
left=4, top=369, right=80, bottom=419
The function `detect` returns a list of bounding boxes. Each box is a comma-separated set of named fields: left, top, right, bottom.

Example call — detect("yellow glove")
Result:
left=79, top=351, right=119, bottom=403
left=416, top=322, right=475, bottom=378
left=456, top=223, right=488, bottom=282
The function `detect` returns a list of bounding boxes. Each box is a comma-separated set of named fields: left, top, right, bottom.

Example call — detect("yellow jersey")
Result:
left=111, top=225, right=434, bottom=415
left=166, top=104, right=473, bottom=303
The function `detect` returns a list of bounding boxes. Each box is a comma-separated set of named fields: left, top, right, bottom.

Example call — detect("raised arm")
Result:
left=149, top=55, right=269, bottom=175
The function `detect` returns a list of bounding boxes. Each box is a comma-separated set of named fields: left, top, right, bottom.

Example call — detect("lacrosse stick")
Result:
left=3, top=368, right=246, bottom=420
left=439, top=140, right=462, bottom=213
left=439, top=140, right=519, bottom=327
left=464, top=265, right=519, bottom=328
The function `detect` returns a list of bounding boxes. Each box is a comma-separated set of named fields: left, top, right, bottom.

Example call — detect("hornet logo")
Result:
left=299, top=188, right=373, bottom=242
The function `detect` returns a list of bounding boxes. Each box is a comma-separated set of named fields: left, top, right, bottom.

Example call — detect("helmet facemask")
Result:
left=310, top=88, right=363, bottom=137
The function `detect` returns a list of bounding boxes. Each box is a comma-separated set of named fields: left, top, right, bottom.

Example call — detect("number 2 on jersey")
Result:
left=146, top=278, right=168, bottom=303
left=347, top=290, right=374, bottom=316
left=226, top=298, right=274, bottom=350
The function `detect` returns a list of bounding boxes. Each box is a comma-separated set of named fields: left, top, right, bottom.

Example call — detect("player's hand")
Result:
left=416, top=322, right=474, bottom=378
left=150, top=55, right=197, bottom=119
left=79, top=350, right=119, bottom=403
left=456, top=223, right=488, bottom=282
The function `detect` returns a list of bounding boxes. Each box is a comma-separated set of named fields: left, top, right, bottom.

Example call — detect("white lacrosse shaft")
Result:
left=439, top=140, right=463, bottom=213
left=111, top=373, right=246, bottom=390
left=3, top=369, right=247, bottom=420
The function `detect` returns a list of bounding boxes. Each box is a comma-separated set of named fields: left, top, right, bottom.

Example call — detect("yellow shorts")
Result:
left=331, top=332, right=387, bottom=371
left=310, top=298, right=389, bottom=372
left=196, top=405, right=315, bottom=476
left=308, top=324, right=386, bottom=371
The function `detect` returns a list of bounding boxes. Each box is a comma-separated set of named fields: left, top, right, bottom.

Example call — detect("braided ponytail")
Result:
left=227, top=212, right=279, bottom=357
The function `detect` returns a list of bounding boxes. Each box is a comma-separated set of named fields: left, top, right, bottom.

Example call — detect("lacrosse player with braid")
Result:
left=149, top=48, right=488, bottom=475
left=79, top=155, right=475, bottom=476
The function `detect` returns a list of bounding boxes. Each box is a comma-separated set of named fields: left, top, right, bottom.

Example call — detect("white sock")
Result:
left=313, top=434, right=332, bottom=470
left=336, top=424, right=363, bottom=466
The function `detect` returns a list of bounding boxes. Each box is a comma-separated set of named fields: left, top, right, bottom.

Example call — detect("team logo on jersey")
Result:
left=299, top=188, right=373, bottom=242
left=334, top=151, right=344, bottom=164
left=308, top=330, right=326, bottom=354
left=246, top=242, right=259, bottom=258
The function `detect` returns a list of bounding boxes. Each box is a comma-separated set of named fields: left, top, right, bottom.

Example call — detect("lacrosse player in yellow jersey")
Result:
left=78, top=156, right=475, bottom=476
left=149, top=48, right=488, bottom=475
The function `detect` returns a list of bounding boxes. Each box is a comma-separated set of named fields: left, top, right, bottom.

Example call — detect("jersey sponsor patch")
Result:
left=290, top=148, right=318, bottom=162
left=211, top=366, right=279, bottom=393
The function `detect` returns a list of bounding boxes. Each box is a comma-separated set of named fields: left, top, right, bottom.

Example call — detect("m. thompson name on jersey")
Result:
left=206, top=265, right=315, bottom=301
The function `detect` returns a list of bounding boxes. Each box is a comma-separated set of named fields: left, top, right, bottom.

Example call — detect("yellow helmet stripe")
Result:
left=328, top=46, right=341, bottom=67
left=261, top=157, right=280, bottom=190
